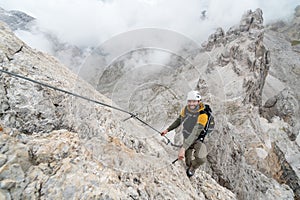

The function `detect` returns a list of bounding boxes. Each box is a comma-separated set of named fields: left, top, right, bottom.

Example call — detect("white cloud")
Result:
left=0, top=0, right=298, bottom=49
left=14, top=29, right=54, bottom=53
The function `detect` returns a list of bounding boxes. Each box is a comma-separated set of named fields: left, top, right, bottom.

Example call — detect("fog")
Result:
left=0, top=0, right=298, bottom=51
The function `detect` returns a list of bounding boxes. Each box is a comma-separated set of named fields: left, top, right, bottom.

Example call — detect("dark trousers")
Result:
left=185, top=141, right=207, bottom=169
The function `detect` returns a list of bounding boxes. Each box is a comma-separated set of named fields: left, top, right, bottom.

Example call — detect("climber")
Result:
left=161, top=90, right=209, bottom=177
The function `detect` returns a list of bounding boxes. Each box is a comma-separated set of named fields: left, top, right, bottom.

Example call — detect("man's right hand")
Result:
left=178, top=147, right=185, bottom=160
left=161, top=129, right=168, bottom=136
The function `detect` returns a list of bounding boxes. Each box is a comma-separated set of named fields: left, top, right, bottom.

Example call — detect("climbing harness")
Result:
left=0, top=68, right=180, bottom=147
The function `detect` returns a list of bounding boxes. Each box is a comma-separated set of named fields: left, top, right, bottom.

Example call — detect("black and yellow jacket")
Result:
left=167, top=102, right=208, bottom=149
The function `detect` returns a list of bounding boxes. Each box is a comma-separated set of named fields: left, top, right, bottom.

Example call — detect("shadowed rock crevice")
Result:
left=270, top=143, right=300, bottom=200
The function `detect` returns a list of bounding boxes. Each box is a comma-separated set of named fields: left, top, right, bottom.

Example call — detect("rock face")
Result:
left=0, top=7, right=35, bottom=31
left=191, top=8, right=298, bottom=200
left=0, top=6, right=300, bottom=200
left=79, top=8, right=299, bottom=200
left=193, top=8, right=299, bottom=200
left=0, top=21, right=237, bottom=199
left=0, top=128, right=238, bottom=199
left=0, top=6, right=88, bottom=73
left=260, top=7, right=300, bottom=198
left=267, top=5, right=300, bottom=42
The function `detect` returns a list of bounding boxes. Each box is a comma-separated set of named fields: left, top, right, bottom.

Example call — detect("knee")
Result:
left=196, top=156, right=207, bottom=165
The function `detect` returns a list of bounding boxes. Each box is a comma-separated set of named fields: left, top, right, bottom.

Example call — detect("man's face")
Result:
left=187, top=100, right=200, bottom=110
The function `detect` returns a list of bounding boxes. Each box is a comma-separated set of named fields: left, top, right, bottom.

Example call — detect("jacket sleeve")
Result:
left=182, top=113, right=208, bottom=149
left=167, top=116, right=181, bottom=131
left=167, top=107, right=185, bottom=131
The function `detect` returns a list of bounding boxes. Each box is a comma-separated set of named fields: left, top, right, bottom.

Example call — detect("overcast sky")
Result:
left=0, top=0, right=298, bottom=50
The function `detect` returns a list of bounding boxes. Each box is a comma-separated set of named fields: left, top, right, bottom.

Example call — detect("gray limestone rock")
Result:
left=0, top=6, right=299, bottom=200
left=0, top=20, right=236, bottom=199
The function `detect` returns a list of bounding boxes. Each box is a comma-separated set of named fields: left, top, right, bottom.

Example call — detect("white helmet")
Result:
left=186, top=90, right=201, bottom=101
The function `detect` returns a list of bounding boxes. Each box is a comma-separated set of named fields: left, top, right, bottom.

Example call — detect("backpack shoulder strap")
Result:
left=205, top=104, right=212, bottom=113
left=197, top=104, right=214, bottom=142
left=199, top=104, right=211, bottom=115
